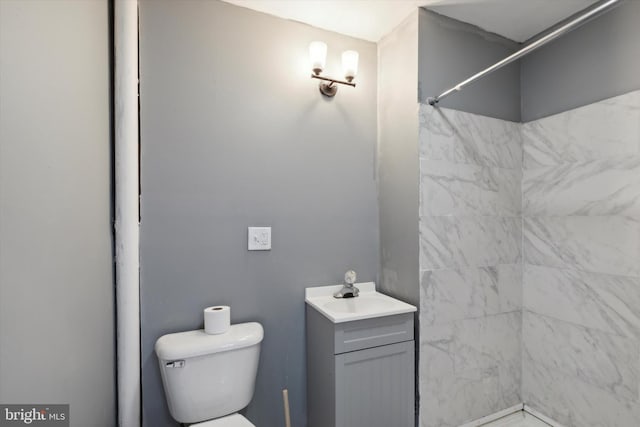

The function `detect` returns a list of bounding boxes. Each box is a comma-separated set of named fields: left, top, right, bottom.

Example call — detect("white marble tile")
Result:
left=420, top=312, right=522, bottom=427
left=522, top=158, right=640, bottom=217
left=420, top=216, right=522, bottom=271
left=522, top=356, right=640, bottom=427
left=421, top=159, right=521, bottom=217
left=497, top=358, right=521, bottom=415
left=523, top=216, right=640, bottom=277
left=421, top=264, right=521, bottom=325
left=523, top=311, right=639, bottom=402
left=420, top=315, right=522, bottom=425
left=523, top=264, right=640, bottom=340
left=419, top=104, right=522, bottom=169
left=420, top=320, right=455, bottom=380
left=496, top=265, right=522, bottom=317
left=454, top=312, right=521, bottom=375
left=421, top=312, right=521, bottom=380
left=420, top=366, right=513, bottom=427
left=522, top=90, right=640, bottom=169
left=518, top=91, right=640, bottom=427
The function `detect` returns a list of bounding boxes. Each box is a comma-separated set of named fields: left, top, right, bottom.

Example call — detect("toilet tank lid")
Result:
left=155, top=322, right=263, bottom=361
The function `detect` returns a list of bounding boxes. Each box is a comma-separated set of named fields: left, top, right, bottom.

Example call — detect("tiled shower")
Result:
left=419, top=90, right=640, bottom=426
left=419, top=105, right=523, bottom=426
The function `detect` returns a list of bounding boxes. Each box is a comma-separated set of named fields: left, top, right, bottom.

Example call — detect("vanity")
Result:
left=305, top=282, right=417, bottom=427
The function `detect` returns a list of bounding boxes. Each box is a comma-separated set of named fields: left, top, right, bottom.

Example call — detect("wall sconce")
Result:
left=309, top=41, right=358, bottom=97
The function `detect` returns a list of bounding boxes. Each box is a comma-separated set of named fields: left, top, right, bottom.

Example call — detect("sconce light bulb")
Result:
left=309, top=41, right=327, bottom=75
left=342, top=50, right=359, bottom=82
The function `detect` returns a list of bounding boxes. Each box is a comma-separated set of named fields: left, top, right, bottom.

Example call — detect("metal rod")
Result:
left=427, top=0, right=622, bottom=106
left=311, top=74, right=356, bottom=88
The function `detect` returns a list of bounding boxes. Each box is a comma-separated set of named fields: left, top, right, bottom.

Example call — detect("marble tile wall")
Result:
left=419, top=91, right=640, bottom=427
left=521, top=90, right=640, bottom=427
left=419, top=105, right=523, bottom=427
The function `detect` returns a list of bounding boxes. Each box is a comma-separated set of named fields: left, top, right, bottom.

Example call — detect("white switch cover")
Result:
left=248, top=227, right=271, bottom=251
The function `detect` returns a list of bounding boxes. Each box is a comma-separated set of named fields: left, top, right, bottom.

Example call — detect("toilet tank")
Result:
left=155, top=322, right=263, bottom=424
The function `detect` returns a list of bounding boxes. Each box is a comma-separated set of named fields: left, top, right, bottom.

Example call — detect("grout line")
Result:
left=421, top=309, right=524, bottom=326
left=522, top=309, right=613, bottom=335
left=522, top=262, right=640, bottom=281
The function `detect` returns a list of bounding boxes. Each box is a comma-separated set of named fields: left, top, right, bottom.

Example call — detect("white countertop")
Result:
left=305, top=282, right=417, bottom=323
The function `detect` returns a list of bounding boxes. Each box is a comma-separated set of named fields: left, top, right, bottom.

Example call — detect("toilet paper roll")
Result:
left=204, top=306, right=230, bottom=335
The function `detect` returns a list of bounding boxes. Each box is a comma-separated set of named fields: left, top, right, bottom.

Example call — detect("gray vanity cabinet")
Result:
left=306, top=305, right=415, bottom=427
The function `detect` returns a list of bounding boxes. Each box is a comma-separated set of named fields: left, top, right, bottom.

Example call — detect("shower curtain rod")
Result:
left=426, top=0, right=622, bottom=106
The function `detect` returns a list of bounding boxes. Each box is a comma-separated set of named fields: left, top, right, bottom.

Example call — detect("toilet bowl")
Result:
left=155, top=322, right=263, bottom=426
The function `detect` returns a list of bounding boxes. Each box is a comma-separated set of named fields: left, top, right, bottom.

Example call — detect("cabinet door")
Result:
left=335, top=340, right=415, bottom=427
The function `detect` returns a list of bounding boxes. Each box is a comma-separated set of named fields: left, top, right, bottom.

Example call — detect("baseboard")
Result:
left=458, top=404, right=524, bottom=427
left=523, top=404, right=567, bottom=427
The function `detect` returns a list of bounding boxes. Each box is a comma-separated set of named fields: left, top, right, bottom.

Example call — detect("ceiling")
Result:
left=428, top=0, right=600, bottom=42
left=220, top=0, right=600, bottom=43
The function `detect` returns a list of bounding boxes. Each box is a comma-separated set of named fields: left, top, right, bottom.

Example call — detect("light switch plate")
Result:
left=248, top=227, right=271, bottom=250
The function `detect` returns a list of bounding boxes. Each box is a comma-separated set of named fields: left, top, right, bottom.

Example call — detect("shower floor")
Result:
left=480, top=411, right=552, bottom=427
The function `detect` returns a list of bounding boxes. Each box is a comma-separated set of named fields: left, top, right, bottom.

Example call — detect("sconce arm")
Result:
left=310, top=74, right=356, bottom=88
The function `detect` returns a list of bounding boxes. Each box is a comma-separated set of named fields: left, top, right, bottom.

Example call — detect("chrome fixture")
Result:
left=309, top=41, right=358, bottom=97
left=334, top=270, right=359, bottom=298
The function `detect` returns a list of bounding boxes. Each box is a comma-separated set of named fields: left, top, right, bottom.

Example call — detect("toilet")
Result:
left=155, top=322, right=264, bottom=426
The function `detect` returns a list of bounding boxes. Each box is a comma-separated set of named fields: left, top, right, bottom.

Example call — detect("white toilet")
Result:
left=155, top=322, right=264, bottom=426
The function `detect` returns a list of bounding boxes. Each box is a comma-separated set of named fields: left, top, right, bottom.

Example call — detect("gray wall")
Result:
left=377, top=12, right=420, bottom=307
left=377, top=17, right=421, bottom=424
left=138, top=1, right=378, bottom=426
left=521, top=0, right=640, bottom=122
left=418, top=9, right=521, bottom=122
left=0, top=1, right=115, bottom=426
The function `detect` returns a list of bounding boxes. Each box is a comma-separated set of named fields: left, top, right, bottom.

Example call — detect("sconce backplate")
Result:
left=319, top=82, right=337, bottom=97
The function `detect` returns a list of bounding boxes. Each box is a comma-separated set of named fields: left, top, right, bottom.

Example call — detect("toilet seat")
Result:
left=190, top=413, right=255, bottom=427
